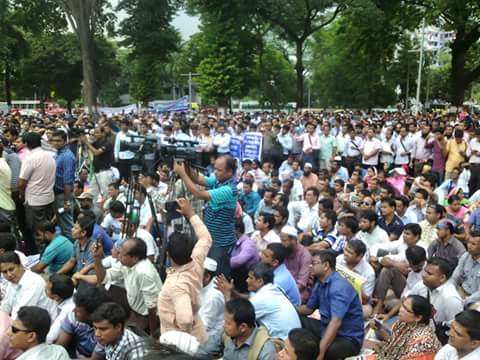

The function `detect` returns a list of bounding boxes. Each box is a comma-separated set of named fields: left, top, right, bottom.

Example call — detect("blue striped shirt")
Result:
left=204, top=176, right=238, bottom=247
left=54, top=146, right=76, bottom=193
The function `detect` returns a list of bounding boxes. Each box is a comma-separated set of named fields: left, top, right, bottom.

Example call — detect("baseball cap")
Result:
left=436, top=219, right=455, bottom=233
left=76, top=191, right=94, bottom=200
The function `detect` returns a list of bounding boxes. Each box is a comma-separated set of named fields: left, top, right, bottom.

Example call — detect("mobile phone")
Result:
left=374, top=318, right=392, bottom=336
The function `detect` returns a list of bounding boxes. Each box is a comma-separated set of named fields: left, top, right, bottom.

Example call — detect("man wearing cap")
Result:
left=280, top=226, right=312, bottom=298
left=329, top=156, right=349, bottom=188
left=428, top=219, right=466, bottom=267
left=300, top=163, right=318, bottom=191
left=197, top=258, right=224, bottom=357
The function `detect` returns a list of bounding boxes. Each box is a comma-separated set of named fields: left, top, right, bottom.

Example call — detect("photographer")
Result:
left=173, top=155, right=237, bottom=276
left=80, top=126, right=114, bottom=202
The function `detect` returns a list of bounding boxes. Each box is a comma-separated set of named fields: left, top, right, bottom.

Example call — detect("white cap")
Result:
left=160, top=331, right=199, bottom=355
left=334, top=156, right=342, bottom=162
left=392, top=167, right=407, bottom=176
left=304, top=162, right=313, bottom=169
left=281, top=225, right=298, bottom=238
left=204, top=257, right=218, bottom=272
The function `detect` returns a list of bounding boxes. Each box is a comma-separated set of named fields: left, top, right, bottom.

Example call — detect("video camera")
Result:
left=159, top=138, right=202, bottom=169
left=69, top=126, right=93, bottom=138
left=120, top=134, right=158, bottom=154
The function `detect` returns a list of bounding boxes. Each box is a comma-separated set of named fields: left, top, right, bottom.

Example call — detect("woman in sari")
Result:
left=366, top=295, right=441, bottom=360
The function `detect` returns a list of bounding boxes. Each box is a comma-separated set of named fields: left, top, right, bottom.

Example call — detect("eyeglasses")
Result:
left=362, top=202, right=372, bottom=206
left=11, top=326, right=32, bottom=334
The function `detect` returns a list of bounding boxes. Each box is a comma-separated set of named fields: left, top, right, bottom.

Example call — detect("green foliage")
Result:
left=117, top=0, right=181, bottom=104
left=253, top=45, right=296, bottom=110
left=196, top=45, right=243, bottom=107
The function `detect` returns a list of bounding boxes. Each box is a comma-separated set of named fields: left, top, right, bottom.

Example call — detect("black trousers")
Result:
left=470, top=164, right=480, bottom=195
left=300, top=316, right=361, bottom=360
left=117, top=159, right=133, bottom=181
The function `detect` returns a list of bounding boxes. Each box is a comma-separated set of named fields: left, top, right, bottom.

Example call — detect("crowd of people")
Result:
left=0, top=109, right=480, bottom=360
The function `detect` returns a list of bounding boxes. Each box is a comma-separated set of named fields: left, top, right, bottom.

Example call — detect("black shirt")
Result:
left=92, top=140, right=113, bottom=172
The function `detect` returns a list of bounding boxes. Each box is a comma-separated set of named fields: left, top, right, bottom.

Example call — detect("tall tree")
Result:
left=60, top=0, right=113, bottom=113
left=187, top=0, right=263, bottom=108
left=257, top=0, right=348, bottom=109
left=117, top=0, right=181, bottom=104
left=413, top=0, right=480, bottom=106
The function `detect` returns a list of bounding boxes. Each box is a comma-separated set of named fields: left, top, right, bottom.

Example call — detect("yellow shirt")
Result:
left=0, top=159, right=14, bottom=211
left=446, top=139, right=467, bottom=172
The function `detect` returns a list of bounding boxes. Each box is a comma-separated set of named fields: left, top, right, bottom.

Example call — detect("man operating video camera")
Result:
left=173, top=155, right=238, bottom=276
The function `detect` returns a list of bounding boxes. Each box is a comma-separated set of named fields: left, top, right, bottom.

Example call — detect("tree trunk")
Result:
left=295, top=40, right=304, bottom=110
left=451, top=39, right=468, bottom=107
left=63, top=0, right=97, bottom=114
left=4, top=61, right=11, bottom=106
left=67, top=99, right=72, bottom=113
left=80, top=35, right=96, bottom=114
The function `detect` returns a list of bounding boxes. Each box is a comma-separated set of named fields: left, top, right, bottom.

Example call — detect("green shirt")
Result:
left=40, top=234, right=74, bottom=273
left=319, top=134, right=336, bottom=160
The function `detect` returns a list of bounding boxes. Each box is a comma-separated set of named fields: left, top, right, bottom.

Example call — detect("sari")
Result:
left=359, top=321, right=441, bottom=360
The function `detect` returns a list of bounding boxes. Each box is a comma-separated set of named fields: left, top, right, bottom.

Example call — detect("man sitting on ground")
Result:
left=91, top=302, right=146, bottom=360
left=8, top=306, right=69, bottom=360
left=297, top=250, right=364, bottom=360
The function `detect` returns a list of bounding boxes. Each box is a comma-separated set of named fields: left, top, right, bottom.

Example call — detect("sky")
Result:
left=110, top=0, right=200, bottom=40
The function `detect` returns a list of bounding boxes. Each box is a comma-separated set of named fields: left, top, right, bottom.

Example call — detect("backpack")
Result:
left=223, top=326, right=284, bottom=360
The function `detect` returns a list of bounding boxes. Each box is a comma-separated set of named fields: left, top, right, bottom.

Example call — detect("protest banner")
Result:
left=230, top=136, right=242, bottom=164
left=336, top=263, right=366, bottom=299
left=242, top=132, right=263, bottom=161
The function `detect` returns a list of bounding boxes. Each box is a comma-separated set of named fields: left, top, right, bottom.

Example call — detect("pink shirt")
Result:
left=0, top=311, right=23, bottom=359
left=157, top=215, right=212, bottom=344
left=19, top=147, right=56, bottom=206
left=300, top=133, right=320, bottom=153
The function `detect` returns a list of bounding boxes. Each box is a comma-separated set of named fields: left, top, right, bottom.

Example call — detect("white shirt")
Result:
left=277, top=133, right=293, bottom=155
left=468, top=138, right=480, bottom=164
left=344, top=136, right=364, bottom=157
left=0, top=269, right=57, bottom=320
left=408, top=281, right=463, bottom=325
left=336, top=132, right=350, bottom=155
left=251, top=230, right=280, bottom=253
left=435, top=344, right=480, bottom=360
left=114, top=131, right=135, bottom=160
left=103, top=259, right=163, bottom=316
left=393, top=136, right=414, bottom=165
left=47, top=297, right=75, bottom=344
left=362, top=138, right=382, bottom=165
left=134, top=228, right=159, bottom=261
left=199, top=280, right=225, bottom=338
left=380, top=137, right=395, bottom=164
left=139, top=200, right=153, bottom=227
left=371, top=237, right=428, bottom=263
left=213, top=133, right=231, bottom=153
left=336, top=255, right=376, bottom=297
left=358, top=226, right=389, bottom=250
left=287, top=201, right=319, bottom=232
left=17, top=343, right=70, bottom=360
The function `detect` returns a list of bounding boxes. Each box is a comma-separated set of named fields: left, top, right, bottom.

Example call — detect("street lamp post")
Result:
left=180, top=72, right=199, bottom=109
left=415, top=18, right=426, bottom=115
